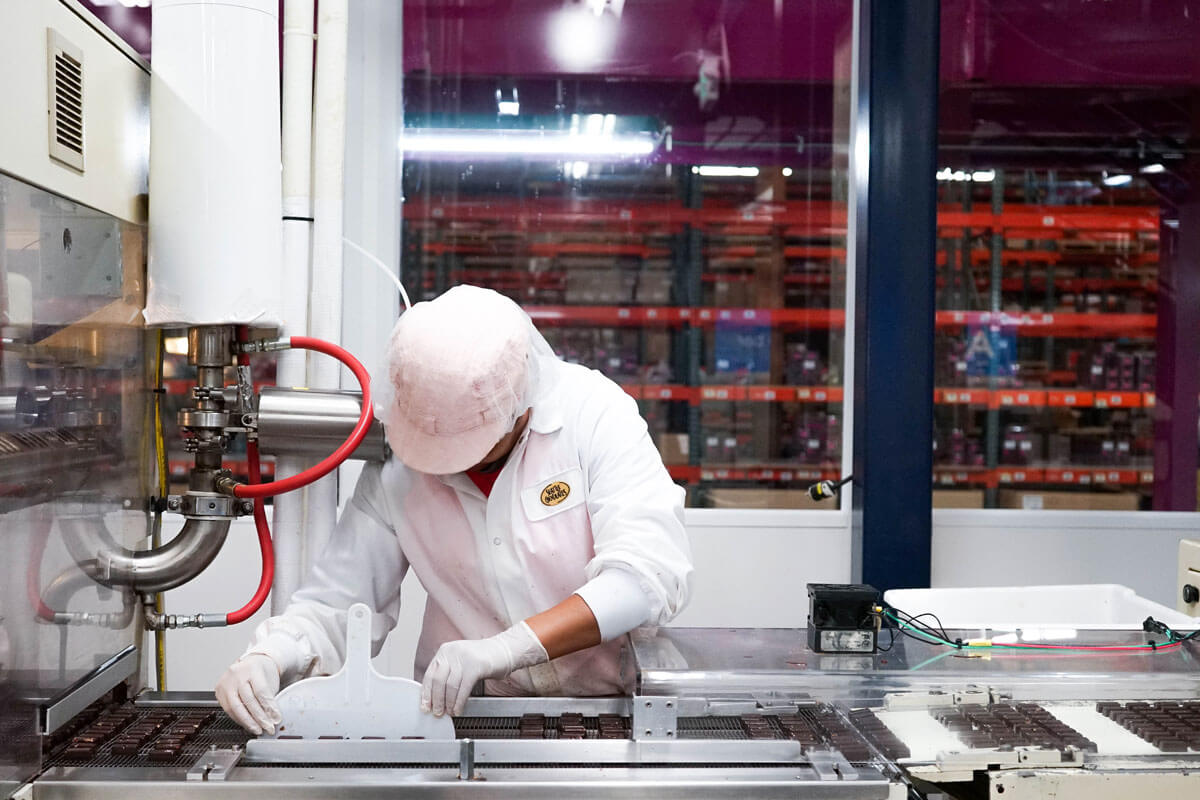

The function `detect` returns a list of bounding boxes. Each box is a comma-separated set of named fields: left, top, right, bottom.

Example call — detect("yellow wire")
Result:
left=152, top=331, right=168, bottom=692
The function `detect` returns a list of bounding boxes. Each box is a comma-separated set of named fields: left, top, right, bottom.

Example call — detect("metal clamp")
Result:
left=171, top=493, right=252, bottom=519
left=186, top=746, right=243, bottom=781
left=632, top=695, right=678, bottom=740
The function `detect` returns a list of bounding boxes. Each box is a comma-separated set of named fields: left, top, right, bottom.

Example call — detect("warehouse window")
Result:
left=933, top=0, right=1200, bottom=511
left=401, top=1, right=854, bottom=509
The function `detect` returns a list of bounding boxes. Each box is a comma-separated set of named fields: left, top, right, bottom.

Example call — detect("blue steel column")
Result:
left=1152, top=192, right=1200, bottom=511
left=849, top=0, right=940, bottom=590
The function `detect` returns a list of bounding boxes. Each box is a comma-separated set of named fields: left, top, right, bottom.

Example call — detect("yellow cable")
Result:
left=152, top=331, right=168, bottom=692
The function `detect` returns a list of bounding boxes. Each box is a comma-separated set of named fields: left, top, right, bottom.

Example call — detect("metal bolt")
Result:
left=167, top=497, right=181, bottom=511
left=241, top=500, right=255, bottom=514
left=644, top=729, right=652, bottom=736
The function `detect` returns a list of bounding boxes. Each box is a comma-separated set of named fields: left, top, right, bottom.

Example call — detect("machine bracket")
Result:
left=185, top=746, right=243, bottom=781
left=458, top=739, right=482, bottom=781
left=936, top=746, right=1084, bottom=773
left=882, top=686, right=1005, bottom=711
left=808, top=747, right=860, bottom=781
left=632, top=695, right=678, bottom=740
left=752, top=693, right=800, bottom=714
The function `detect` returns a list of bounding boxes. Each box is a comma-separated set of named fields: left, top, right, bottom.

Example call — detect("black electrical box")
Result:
left=806, top=583, right=881, bottom=654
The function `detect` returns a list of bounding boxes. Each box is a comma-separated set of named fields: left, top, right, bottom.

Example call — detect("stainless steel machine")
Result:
left=20, top=625, right=1200, bottom=799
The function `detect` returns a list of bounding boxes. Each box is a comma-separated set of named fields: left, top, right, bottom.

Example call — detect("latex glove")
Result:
left=215, top=653, right=283, bottom=735
left=421, top=621, right=548, bottom=717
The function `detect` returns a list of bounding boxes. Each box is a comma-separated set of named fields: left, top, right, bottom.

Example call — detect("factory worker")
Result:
left=216, top=284, right=693, bottom=733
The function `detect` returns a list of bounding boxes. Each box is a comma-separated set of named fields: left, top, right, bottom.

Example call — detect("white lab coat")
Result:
left=246, top=357, right=693, bottom=697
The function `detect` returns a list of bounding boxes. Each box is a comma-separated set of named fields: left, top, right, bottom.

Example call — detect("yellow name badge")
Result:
left=540, top=481, right=571, bottom=506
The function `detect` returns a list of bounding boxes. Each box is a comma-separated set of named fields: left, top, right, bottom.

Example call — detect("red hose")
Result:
left=27, top=511, right=56, bottom=622
left=226, top=438, right=274, bottom=625
left=221, top=332, right=368, bottom=622
left=224, top=325, right=273, bottom=624
left=232, top=336, right=372, bottom=499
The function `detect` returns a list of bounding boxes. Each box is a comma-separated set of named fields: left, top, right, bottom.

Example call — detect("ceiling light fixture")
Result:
left=401, top=129, right=656, bottom=159
left=693, top=165, right=760, bottom=177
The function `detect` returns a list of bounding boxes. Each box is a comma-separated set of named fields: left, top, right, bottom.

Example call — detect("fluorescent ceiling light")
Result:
left=693, top=165, right=760, bottom=177
left=1139, top=163, right=1165, bottom=174
left=782, top=167, right=794, bottom=177
left=401, top=129, right=655, bottom=159
left=971, top=170, right=995, bottom=182
left=1102, top=173, right=1132, bottom=187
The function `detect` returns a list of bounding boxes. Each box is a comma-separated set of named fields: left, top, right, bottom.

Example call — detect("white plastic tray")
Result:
left=883, top=584, right=1195, bottom=631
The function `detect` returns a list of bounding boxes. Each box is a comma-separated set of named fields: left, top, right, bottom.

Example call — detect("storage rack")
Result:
left=402, top=168, right=1162, bottom=509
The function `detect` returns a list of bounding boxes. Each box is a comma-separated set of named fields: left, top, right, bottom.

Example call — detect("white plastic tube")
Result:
left=272, top=0, right=317, bottom=613
left=145, top=0, right=282, bottom=328
left=305, top=0, right=350, bottom=562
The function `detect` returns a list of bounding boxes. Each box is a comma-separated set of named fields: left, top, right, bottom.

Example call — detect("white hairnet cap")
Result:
left=375, top=285, right=551, bottom=475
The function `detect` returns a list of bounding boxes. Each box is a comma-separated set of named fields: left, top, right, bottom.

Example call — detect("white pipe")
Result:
left=306, top=0, right=350, bottom=563
left=272, top=0, right=317, bottom=613
left=146, top=0, right=283, bottom=328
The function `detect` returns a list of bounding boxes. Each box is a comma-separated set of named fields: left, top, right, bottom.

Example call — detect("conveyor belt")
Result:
left=848, top=709, right=910, bottom=761
left=48, top=702, right=884, bottom=768
left=45, top=703, right=249, bottom=770
left=1097, top=700, right=1200, bottom=752
left=930, top=703, right=1097, bottom=752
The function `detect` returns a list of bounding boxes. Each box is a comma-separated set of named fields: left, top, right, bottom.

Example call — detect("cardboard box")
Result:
left=705, top=488, right=824, bottom=510
left=635, top=269, right=674, bottom=304
left=656, top=433, right=690, bottom=466
left=933, top=490, right=985, bottom=509
left=996, top=489, right=1140, bottom=511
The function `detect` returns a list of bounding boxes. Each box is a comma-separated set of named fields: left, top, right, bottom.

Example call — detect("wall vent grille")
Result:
left=47, top=29, right=84, bottom=172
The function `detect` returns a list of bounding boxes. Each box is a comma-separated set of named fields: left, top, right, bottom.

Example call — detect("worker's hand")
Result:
left=421, top=622, right=548, bottom=717
left=215, top=653, right=282, bottom=735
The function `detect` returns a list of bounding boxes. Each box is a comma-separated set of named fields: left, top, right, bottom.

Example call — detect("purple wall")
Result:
left=77, top=1, right=151, bottom=60
left=81, top=0, right=1200, bottom=86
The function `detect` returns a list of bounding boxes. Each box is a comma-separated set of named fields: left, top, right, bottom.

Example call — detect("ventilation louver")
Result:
left=47, top=29, right=84, bottom=172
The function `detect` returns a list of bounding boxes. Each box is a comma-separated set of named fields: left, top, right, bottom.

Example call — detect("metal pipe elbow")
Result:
left=61, top=516, right=231, bottom=594
left=38, top=568, right=136, bottom=628
left=99, top=518, right=231, bottom=593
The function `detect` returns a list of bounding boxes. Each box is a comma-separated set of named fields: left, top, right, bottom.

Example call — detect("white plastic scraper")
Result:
left=268, top=603, right=456, bottom=740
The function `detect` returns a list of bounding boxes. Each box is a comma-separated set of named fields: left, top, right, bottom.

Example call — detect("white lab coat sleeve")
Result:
left=242, top=463, right=408, bottom=684
left=580, top=376, right=693, bottom=626
left=574, top=568, right=652, bottom=641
